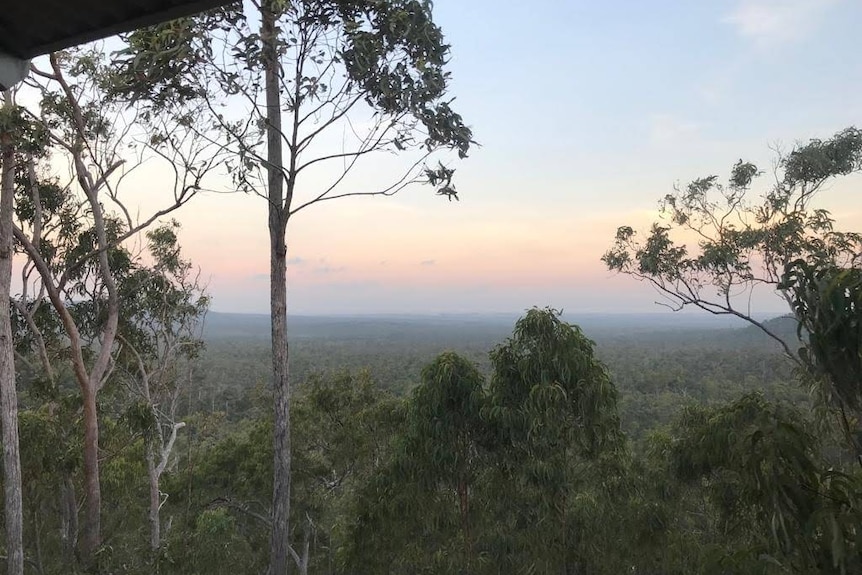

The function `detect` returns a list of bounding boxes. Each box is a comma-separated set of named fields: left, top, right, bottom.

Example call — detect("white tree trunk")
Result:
left=148, top=421, right=185, bottom=551
left=0, top=94, right=24, bottom=575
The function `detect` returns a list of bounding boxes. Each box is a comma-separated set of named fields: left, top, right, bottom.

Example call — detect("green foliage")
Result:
left=488, top=307, right=623, bottom=458
left=110, top=0, right=472, bottom=199
left=783, top=261, right=862, bottom=411
left=342, top=309, right=626, bottom=574
left=602, top=126, right=862, bottom=574
left=408, top=352, right=486, bottom=479
left=603, top=128, right=862, bottom=329
left=668, top=394, right=862, bottom=573
left=12, top=302, right=859, bottom=574
left=783, top=128, right=862, bottom=184
left=181, top=508, right=258, bottom=574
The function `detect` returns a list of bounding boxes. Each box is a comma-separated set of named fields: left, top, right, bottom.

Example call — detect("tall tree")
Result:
left=0, top=90, right=25, bottom=575
left=343, top=310, right=624, bottom=574
left=11, top=49, right=221, bottom=563
left=113, top=2, right=473, bottom=572
left=345, top=352, right=487, bottom=574
left=486, top=307, right=623, bottom=573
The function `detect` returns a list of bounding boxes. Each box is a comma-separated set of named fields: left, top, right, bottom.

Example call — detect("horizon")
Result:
left=206, top=308, right=789, bottom=319
left=203, top=309, right=793, bottom=334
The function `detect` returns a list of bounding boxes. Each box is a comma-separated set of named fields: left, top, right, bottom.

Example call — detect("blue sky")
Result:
left=161, top=0, right=862, bottom=314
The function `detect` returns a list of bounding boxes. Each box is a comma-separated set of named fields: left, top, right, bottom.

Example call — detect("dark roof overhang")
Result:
left=0, top=0, right=232, bottom=60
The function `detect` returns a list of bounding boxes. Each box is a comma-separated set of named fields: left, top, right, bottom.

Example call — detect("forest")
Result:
left=1, top=1, right=862, bottom=574
left=4, top=306, right=857, bottom=574
left=4, top=305, right=825, bottom=574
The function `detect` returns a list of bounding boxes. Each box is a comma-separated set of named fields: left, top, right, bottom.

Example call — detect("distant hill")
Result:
left=203, top=312, right=515, bottom=343
left=203, top=310, right=794, bottom=346
left=735, top=314, right=803, bottom=349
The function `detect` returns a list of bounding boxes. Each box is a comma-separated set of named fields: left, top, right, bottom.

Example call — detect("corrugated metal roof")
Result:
left=0, top=0, right=233, bottom=59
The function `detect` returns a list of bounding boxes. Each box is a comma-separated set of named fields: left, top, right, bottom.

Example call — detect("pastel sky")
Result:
left=122, top=0, right=862, bottom=314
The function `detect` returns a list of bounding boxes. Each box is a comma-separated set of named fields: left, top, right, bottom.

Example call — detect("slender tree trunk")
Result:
left=60, top=475, right=78, bottom=562
left=47, top=54, right=119, bottom=564
left=457, top=477, right=473, bottom=568
left=147, top=446, right=161, bottom=552
left=148, top=422, right=184, bottom=553
left=80, top=385, right=101, bottom=562
left=298, top=527, right=310, bottom=575
left=0, top=98, right=25, bottom=575
left=262, top=2, right=290, bottom=574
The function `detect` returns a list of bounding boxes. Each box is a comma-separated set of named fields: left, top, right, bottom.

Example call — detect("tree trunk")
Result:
left=80, top=384, right=101, bottom=563
left=60, top=475, right=78, bottom=562
left=148, top=422, right=184, bottom=553
left=298, top=527, right=310, bottom=575
left=262, top=2, right=290, bottom=574
left=457, top=477, right=473, bottom=568
left=0, top=98, right=24, bottom=575
left=147, top=446, right=161, bottom=552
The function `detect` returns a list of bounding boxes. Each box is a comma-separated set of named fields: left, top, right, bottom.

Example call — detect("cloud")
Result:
left=420, top=259, right=436, bottom=266
left=723, top=0, right=840, bottom=46
left=287, top=256, right=305, bottom=266
left=648, top=114, right=700, bottom=146
left=249, top=273, right=269, bottom=281
left=314, top=265, right=346, bottom=274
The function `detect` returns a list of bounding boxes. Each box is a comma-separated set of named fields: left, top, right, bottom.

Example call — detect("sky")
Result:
left=71, top=0, right=862, bottom=314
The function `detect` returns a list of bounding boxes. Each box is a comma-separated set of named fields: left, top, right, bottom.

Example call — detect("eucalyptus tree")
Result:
left=667, top=393, right=862, bottom=573
left=406, top=352, right=487, bottom=568
left=781, top=261, right=862, bottom=463
left=603, top=128, right=862, bottom=350
left=485, top=307, right=624, bottom=573
left=344, top=352, right=487, bottom=573
left=603, top=127, right=862, bottom=459
left=112, top=2, right=473, bottom=572
left=0, top=90, right=26, bottom=575
left=114, top=222, right=208, bottom=553
left=343, top=311, right=623, bottom=574
left=10, top=49, right=222, bottom=563
left=289, top=370, right=401, bottom=574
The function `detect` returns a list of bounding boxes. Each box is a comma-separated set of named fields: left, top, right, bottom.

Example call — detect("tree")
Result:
left=343, top=310, right=624, bottom=574
left=0, top=90, right=25, bottom=575
left=112, top=2, right=473, bottom=572
left=603, top=127, right=862, bottom=458
left=115, top=222, right=208, bottom=554
left=408, top=352, right=486, bottom=567
left=603, top=128, right=862, bottom=352
left=10, top=49, right=221, bottom=563
left=344, top=352, right=487, bottom=574
left=290, top=370, right=401, bottom=574
left=666, top=393, right=862, bottom=573
left=485, top=307, right=624, bottom=573
left=781, top=261, right=862, bottom=463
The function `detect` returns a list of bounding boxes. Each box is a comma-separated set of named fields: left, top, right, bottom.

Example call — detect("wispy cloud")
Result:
left=314, top=265, right=346, bottom=275
left=723, top=0, right=840, bottom=46
left=420, top=259, right=436, bottom=266
left=287, top=256, right=305, bottom=266
left=648, top=114, right=700, bottom=147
